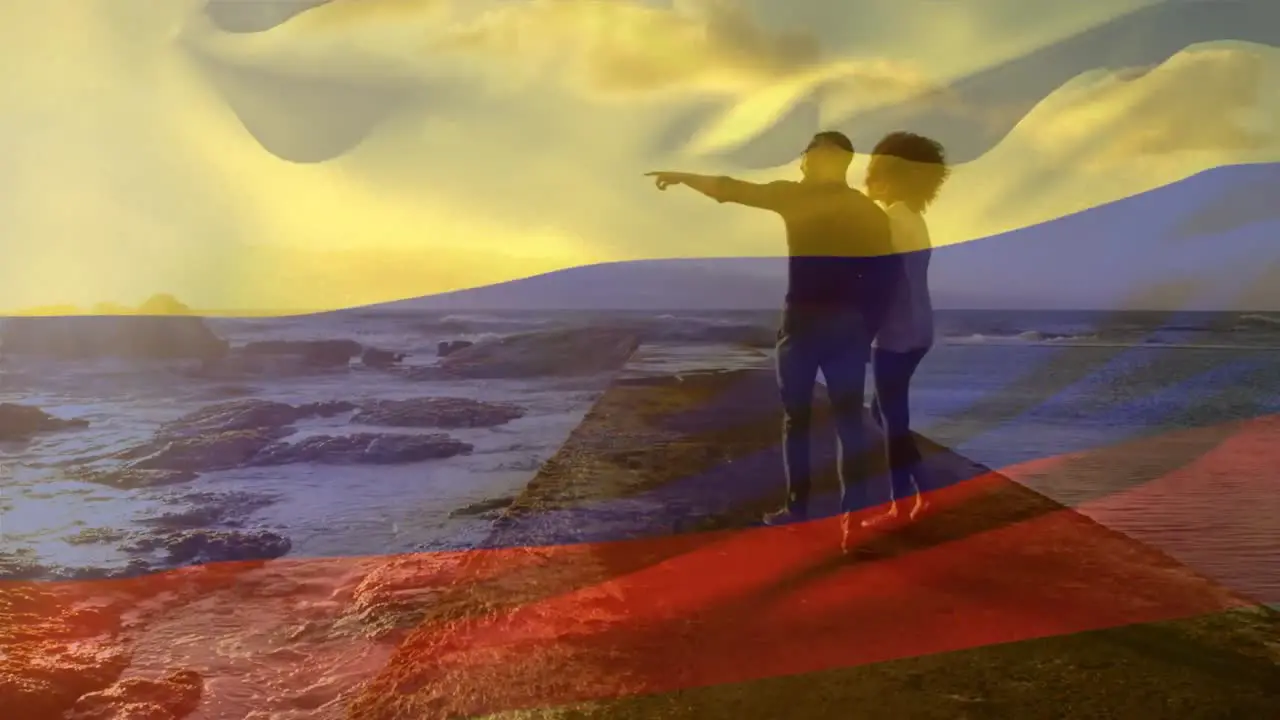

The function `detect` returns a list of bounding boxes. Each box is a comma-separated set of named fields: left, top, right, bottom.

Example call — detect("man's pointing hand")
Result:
left=645, top=171, right=686, bottom=190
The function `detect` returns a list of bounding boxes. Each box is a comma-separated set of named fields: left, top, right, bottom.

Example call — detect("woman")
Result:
left=862, top=131, right=950, bottom=527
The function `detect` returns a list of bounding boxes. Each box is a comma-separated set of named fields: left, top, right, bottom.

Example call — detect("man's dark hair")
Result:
left=868, top=131, right=949, bottom=212
left=807, top=131, right=855, bottom=154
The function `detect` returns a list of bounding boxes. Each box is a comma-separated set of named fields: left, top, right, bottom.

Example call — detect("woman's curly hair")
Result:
left=866, top=131, right=950, bottom=213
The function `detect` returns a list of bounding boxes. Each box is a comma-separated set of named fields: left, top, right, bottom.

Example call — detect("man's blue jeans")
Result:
left=775, top=304, right=871, bottom=516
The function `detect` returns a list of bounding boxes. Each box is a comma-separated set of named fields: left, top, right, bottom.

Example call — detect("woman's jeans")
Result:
left=870, top=346, right=930, bottom=503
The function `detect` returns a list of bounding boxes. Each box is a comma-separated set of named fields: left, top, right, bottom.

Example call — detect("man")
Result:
left=646, top=131, right=897, bottom=549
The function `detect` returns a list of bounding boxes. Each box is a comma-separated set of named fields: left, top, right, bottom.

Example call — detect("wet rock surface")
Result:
left=0, top=549, right=47, bottom=580
left=57, top=561, right=156, bottom=582
left=352, top=397, right=525, bottom=429
left=124, top=529, right=292, bottom=565
left=138, top=491, right=279, bottom=530
left=0, top=403, right=89, bottom=440
left=70, top=468, right=198, bottom=490
left=1, top=548, right=153, bottom=582
left=124, top=427, right=292, bottom=473
left=159, top=399, right=303, bottom=437
left=76, top=398, right=475, bottom=475
left=197, top=384, right=260, bottom=400
left=251, top=432, right=472, bottom=466
left=420, top=328, right=641, bottom=379
left=65, top=669, right=203, bottom=720
left=0, top=584, right=130, bottom=720
left=197, top=339, right=364, bottom=376
left=2, top=553, right=281, bottom=720
left=437, top=340, right=473, bottom=357
left=17, top=488, right=287, bottom=580
left=156, top=398, right=355, bottom=439
left=341, top=555, right=470, bottom=639
left=362, top=347, right=407, bottom=368
left=65, top=528, right=132, bottom=546
left=449, top=496, right=516, bottom=518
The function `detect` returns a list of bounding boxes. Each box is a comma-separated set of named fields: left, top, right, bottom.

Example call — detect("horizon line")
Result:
left=2, top=305, right=1277, bottom=319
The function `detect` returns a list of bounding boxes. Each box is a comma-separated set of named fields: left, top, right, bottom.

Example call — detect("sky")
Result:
left=1, top=0, right=1278, bottom=313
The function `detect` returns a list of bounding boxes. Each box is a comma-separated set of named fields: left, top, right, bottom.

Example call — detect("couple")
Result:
left=647, top=129, right=949, bottom=551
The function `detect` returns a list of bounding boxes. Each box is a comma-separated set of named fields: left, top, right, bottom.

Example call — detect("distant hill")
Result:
left=8, top=294, right=196, bottom=318
left=394, top=162, right=1280, bottom=313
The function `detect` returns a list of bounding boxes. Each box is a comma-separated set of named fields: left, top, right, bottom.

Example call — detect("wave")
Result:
left=943, top=332, right=1280, bottom=350
left=944, top=331, right=1098, bottom=346
left=1135, top=340, right=1280, bottom=350
left=1237, top=313, right=1280, bottom=327
left=438, top=314, right=551, bottom=326
left=224, top=310, right=1280, bottom=352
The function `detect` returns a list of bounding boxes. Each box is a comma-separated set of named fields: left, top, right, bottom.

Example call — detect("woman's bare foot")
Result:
left=860, top=505, right=900, bottom=529
left=909, top=496, right=929, bottom=521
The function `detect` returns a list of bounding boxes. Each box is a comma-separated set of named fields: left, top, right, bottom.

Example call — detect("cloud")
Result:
left=435, top=0, right=820, bottom=97
left=426, top=0, right=947, bottom=154
left=190, top=0, right=819, bottom=94
left=184, top=0, right=1169, bottom=164
left=187, top=0, right=946, bottom=159
left=682, top=56, right=950, bottom=156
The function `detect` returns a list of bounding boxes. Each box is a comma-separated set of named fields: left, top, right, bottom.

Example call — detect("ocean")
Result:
left=1, top=308, right=1277, bottom=596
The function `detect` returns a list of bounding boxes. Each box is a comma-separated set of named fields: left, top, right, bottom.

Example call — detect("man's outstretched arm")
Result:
left=646, top=172, right=790, bottom=211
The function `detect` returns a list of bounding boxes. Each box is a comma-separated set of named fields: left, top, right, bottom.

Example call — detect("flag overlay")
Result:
left=2, top=2, right=1279, bottom=719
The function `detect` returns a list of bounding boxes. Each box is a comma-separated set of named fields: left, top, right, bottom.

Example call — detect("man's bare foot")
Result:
left=860, top=505, right=900, bottom=529
left=763, top=507, right=809, bottom=527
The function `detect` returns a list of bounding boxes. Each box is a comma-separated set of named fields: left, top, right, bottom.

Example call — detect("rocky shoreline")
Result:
left=0, top=319, right=653, bottom=718
left=0, top=321, right=649, bottom=583
left=339, top=368, right=1280, bottom=720
left=1, top=395, right=537, bottom=583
